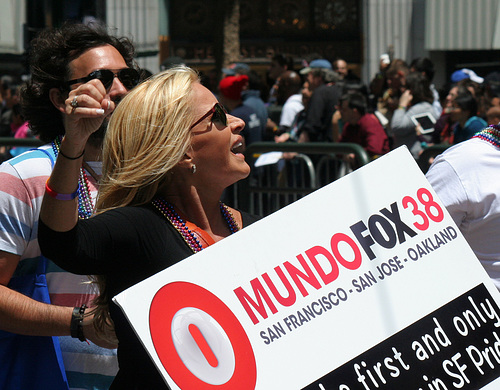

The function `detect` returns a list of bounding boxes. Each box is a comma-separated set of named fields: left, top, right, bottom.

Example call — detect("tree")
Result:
left=215, top=0, right=240, bottom=75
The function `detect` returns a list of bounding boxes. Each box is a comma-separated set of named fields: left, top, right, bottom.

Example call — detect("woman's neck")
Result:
left=160, top=187, right=229, bottom=239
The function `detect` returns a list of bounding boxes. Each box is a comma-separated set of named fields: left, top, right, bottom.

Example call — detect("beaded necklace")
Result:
left=51, top=136, right=94, bottom=219
left=151, top=197, right=240, bottom=253
left=472, top=124, right=500, bottom=148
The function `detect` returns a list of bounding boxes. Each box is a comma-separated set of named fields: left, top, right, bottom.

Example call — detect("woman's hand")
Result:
left=41, top=78, right=116, bottom=232
left=63, top=79, right=115, bottom=147
left=399, top=89, right=413, bottom=109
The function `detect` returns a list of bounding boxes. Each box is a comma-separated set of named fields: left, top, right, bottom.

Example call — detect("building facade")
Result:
left=2, top=0, right=500, bottom=92
left=0, top=0, right=161, bottom=76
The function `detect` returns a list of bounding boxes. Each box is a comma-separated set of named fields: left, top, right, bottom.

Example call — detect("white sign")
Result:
left=114, top=147, right=500, bottom=389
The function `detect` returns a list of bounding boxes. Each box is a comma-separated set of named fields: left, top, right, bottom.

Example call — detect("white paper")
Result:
left=254, top=151, right=283, bottom=167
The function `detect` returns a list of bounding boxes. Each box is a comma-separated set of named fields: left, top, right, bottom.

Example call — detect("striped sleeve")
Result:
left=0, top=149, right=53, bottom=256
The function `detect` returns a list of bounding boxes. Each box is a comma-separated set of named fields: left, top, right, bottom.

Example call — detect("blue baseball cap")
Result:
left=451, top=68, right=484, bottom=84
left=299, top=59, right=333, bottom=75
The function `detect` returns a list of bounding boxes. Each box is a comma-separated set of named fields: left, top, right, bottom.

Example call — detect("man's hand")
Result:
left=343, top=153, right=356, bottom=165
left=275, top=132, right=290, bottom=143
left=82, top=312, right=118, bottom=349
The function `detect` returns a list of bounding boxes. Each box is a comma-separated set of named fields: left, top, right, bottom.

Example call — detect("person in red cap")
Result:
left=218, top=75, right=264, bottom=148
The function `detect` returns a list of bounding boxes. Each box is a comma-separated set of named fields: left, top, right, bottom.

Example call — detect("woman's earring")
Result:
left=191, top=164, right=197, bottom=174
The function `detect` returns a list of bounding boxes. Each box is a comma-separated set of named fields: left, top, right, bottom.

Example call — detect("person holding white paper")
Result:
left=37, top=66, right=259, bottom=389
left=390, top=72, right=439, bottom=158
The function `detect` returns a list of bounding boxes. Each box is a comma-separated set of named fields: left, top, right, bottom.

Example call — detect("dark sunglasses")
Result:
left=190, top=103, right=228, bottom=130
left=66, top=68, right=140, bottom=91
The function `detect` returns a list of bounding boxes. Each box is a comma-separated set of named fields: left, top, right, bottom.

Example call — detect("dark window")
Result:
left=170, top=0, right=361, bottom=63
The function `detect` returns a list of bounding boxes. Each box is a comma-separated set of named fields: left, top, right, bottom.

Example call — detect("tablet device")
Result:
left=410, top=113, right=436, bottom=134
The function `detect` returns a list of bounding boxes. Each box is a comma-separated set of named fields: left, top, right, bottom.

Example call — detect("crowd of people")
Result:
left=4, top=48, right=500, bottom=165
left=180, top=52, right=500, bottom=168
left=0, top=22, right=499, bottom=390
left=0, top=75, right=36, bottom=161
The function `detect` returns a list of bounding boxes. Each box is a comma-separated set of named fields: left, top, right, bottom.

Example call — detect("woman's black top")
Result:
left=38, top=204, right=259, bottom=389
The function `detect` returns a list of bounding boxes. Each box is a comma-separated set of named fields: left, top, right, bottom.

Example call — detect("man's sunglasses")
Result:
left=66, top=68, right=140, bottom=91
left=190, top=103, right=228, bottom=130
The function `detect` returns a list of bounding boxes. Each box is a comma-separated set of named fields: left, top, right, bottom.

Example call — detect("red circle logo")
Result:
left=149, top=282, right=257, bottom=389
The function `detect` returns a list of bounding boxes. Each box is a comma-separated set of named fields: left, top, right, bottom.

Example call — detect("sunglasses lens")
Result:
left=66, top=68, right=139, bottom=91
left=118, top=69, right=140, bottom=90
left=91, top=69, right=114, bottom=90
left=213, top=104, right=227, bottom=126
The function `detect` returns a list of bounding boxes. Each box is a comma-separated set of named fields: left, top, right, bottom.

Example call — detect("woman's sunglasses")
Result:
left=66, top=68, right=140, bottom=91
left=190, top=103, right=228, bottom=130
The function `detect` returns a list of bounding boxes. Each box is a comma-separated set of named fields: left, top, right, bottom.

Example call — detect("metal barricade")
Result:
left=0, top=137, right=44, bottom=148
left=0, top=137, right=44, bottom=163
left=0, top=137, right=371, bottom=218
left=315, top=154, right=353, bottom=188
left=241, top=153, right=316, bottom=217
left=231, top=142, right=370, bottom=216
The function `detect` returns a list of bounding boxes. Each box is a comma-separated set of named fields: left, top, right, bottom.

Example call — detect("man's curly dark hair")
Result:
left=21, top=23, right=136, bottom=143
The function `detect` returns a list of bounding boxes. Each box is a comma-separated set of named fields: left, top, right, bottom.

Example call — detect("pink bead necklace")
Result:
left=151, top=197, right=239, bottom=253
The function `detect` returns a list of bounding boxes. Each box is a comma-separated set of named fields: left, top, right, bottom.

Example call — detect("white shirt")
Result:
left=280, top=94, right=304, bottom=129
left=426, top=138, right=500, bottom=288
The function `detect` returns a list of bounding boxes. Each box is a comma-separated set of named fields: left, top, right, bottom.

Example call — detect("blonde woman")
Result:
left=38, top=66, right=258, bottom=389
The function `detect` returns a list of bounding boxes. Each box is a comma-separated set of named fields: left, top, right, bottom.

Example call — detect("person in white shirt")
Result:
left=426, top=124, right=500, bottom=289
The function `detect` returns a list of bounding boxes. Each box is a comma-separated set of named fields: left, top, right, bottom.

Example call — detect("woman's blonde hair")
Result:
left=97, top=65, right=199, bottom=212
left=90, top=66, right=199, bottom=335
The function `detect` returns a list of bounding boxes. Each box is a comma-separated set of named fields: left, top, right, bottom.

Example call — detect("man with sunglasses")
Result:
left=0, top=23, right=139, bottom=389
